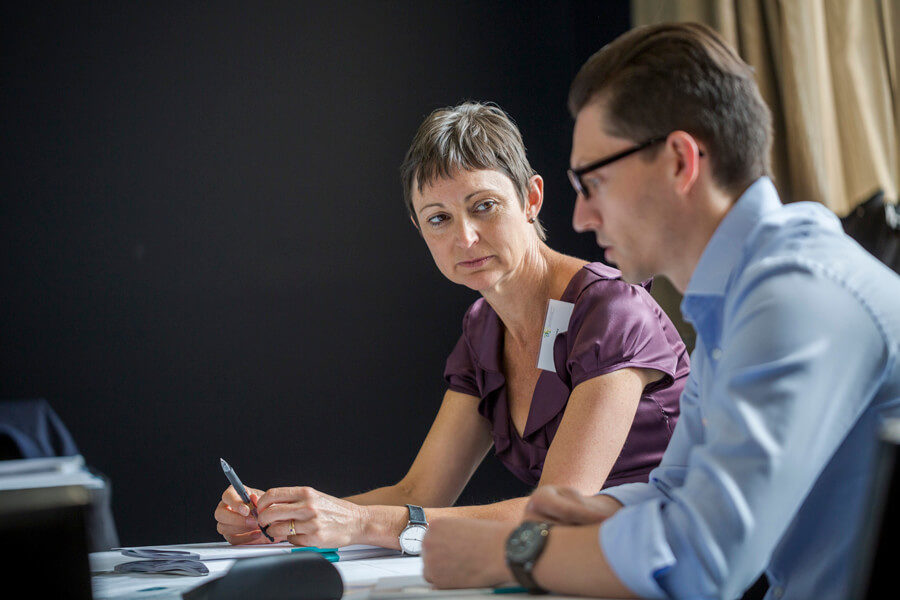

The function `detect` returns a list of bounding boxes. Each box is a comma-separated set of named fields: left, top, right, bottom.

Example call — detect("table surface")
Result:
left=90, top=542, right=605, bottom=600
left=90, top=543, right=420, bottom=600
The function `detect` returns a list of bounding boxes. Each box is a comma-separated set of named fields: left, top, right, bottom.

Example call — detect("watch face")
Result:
left=399, top=524, right=427, bottom=554
left=506, top=522, right=547, bottom=563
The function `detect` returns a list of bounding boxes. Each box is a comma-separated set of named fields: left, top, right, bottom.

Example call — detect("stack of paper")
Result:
left=0, top=455, right=105, bottom=491
left=112, top=541, right=401, bottom=564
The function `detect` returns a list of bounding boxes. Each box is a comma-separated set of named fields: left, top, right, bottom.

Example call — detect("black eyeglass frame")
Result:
left=567, top=134, right=670, bottom=198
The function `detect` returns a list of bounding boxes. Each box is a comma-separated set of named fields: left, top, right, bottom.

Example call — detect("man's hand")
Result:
left=525, top=485, right=622, bottom=525
left=422, top=518, right=516, bottom=589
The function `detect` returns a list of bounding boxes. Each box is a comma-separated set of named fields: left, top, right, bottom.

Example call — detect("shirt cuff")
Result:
left=598, top=481, right=660, bottom=506
left=599, top=499, right=676, bottom=600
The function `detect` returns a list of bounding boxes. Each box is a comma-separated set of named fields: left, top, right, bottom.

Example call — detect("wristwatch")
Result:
left=505, top=521, right=552, bottom=594
left=398, top=504, right=428, bottom=555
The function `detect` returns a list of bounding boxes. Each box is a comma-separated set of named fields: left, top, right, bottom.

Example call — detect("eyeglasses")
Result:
left=567, top=134, right=669, bottom=199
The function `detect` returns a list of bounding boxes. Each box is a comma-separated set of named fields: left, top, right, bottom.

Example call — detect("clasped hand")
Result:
left=523, top=485, right=622, bottom=525
left=422, top=486, right=622, bottom=589
left=215, top=485, right=367, bottom=547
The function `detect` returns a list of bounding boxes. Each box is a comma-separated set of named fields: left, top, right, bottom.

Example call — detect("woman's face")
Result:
left=411, top=169, right=538, bottom=292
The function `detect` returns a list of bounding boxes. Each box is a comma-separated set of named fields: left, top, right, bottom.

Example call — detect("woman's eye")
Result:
left=474, top=200, right=497, bottom=212
left=427, top=214, right=448, bottom=226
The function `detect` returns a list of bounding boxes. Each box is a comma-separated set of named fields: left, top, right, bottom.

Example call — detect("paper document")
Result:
left=0, top=455, right=85, bottom=476
left=0, top=455, right=105, bottom=490
left=334, top=557, right=425, bottom=587
left=113, top=542, right=400, bottom=563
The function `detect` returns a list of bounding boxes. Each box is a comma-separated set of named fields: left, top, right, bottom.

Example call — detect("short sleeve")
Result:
left=443, top=333, right=480, bottom=397
left=562, top=279, right=680, bottom=389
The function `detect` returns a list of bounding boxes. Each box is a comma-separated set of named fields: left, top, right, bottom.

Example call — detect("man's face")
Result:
left=570, top=102, right=665, bottom=284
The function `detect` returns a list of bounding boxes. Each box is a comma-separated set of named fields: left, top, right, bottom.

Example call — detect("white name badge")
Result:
left=537, top=299, right=575, bottom=372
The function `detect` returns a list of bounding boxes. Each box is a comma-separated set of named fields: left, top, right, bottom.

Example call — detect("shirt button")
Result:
left=711, top=348, right=722, bottom=361
left=773, top=587, right=784, bottom=598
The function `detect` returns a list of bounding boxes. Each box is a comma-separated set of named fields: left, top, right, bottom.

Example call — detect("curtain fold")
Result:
left=632, top=0, right=898, bottom=215
left=882, top=0, right=900, bottom=194
left=630, top=1, right=899, bottom=351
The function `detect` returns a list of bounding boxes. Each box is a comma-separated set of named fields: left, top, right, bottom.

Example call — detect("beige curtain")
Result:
left=630, top=1, right=898, bottom=351
left=632, top=0, right=899, bottom=216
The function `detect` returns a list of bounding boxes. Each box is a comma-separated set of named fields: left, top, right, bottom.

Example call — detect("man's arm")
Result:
left=598, top=267, right=888, bottom=598
left=422, top=518, right=637, bottom=598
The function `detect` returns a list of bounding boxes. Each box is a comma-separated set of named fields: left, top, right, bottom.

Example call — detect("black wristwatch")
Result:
left=398, top=504, right=428, bottom=555
left=505, top=521, right=552, bottom=594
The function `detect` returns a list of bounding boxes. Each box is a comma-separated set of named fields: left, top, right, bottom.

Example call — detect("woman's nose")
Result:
left=455, top=218, right=479, bottom=247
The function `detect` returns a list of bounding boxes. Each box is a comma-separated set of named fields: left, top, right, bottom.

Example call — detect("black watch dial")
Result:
left=507, top=522, right=550, bottom=564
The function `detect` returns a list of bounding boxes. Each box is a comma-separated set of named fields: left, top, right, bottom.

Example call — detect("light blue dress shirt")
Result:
left=598, top=177, right=900, bottom=599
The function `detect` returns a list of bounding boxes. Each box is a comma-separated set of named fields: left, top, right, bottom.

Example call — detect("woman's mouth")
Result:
left=457, top=256, right=493, bottom=268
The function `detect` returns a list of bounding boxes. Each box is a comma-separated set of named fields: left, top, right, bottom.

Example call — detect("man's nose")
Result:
left=572, top=193, right=596, bottom=233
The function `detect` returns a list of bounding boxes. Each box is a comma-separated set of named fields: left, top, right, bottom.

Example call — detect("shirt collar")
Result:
left=683, top=177, right=782, bottom=299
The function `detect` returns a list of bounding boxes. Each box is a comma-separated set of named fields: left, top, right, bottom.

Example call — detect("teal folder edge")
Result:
left=290, top=547, right=340, bottom=562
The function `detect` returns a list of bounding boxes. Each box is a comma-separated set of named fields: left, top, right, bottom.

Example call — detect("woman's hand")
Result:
left=524, top=485, right=622, bottom=525
left=215, top=485, right=273, bottom=545
left=256, top=486, right=368, bottom=548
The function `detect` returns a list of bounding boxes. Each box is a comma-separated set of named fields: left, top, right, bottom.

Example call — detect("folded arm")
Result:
left=254, top=367, right=653, bottom=548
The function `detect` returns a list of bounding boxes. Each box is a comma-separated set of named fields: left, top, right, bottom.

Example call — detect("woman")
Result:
left=214, top=102, right=689, bottom=552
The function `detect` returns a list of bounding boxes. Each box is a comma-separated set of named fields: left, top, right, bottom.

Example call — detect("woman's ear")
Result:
left=526, top=174, right=545, bottom=221
left=410, top=214, right=422, bottom=235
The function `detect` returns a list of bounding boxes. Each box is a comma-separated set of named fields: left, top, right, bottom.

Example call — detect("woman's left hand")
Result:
left=256, top=486, right=368, bottom=548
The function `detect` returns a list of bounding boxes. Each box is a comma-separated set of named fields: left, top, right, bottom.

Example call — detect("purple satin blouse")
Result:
left=444, top=263, right=689, bottom=489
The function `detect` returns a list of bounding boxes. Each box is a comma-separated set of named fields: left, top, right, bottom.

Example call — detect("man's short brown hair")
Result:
left=569, top=22, right=772, bottom=196
left=401, top=101, right=546, bottom=240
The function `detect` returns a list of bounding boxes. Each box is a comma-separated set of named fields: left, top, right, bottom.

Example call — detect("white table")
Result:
left=90, top=542, right=601, bottom=600
left=90, top=543, right=424, bottom=600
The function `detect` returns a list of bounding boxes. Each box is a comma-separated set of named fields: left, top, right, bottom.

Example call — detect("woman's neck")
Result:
left=481, top=242, right=563, bottom=347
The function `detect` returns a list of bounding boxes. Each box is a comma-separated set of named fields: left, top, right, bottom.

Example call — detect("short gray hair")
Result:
left=400, top=101, right=546, bottom=240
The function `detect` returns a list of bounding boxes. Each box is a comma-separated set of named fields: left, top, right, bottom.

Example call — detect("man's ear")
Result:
left=667, top=131, right=702, bottom=196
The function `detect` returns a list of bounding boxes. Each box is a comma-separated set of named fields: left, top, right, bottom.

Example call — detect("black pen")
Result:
left=220, top=458, right=274, bottom=542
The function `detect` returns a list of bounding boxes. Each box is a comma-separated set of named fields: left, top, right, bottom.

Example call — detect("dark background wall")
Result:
left=0, top=1, right=630, bottom=546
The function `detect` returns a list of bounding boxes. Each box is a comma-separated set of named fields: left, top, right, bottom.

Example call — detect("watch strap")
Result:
left=508, top=561, right=547, bottom=595
left=405, top=504, right=427, bottom=526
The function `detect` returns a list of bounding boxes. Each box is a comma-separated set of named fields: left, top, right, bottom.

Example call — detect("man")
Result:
left=421, top=22, right=900, bottom=600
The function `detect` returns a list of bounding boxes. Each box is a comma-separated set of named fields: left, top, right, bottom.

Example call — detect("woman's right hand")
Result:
left=215, top=485, right=276, bottom=545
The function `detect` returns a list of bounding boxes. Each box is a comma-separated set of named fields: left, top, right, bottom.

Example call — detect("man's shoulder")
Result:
left=738, top=201, right=882, bottom=286
left=745, top=200, right=841, bottom=252
left=728, top=203, right=900, bottom=338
